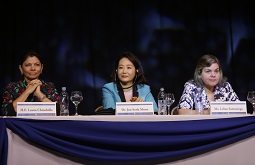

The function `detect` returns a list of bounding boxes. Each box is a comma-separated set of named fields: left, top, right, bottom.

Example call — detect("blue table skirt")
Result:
left=1, top=116, right=255, bottom=165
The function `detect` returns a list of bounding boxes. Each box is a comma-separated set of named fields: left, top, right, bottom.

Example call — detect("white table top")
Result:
left=3, top=114, right=253, bottom=121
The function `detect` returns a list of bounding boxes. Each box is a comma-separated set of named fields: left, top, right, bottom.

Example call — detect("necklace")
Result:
left=122, top=84, right=133, bottom=89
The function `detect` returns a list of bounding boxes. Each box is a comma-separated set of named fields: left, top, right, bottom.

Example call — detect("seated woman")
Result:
left=1, top=51, right=60, bottom=116
left=102, top=51, right=158, bottom=112
left=178, top=54, right=239, bottom=115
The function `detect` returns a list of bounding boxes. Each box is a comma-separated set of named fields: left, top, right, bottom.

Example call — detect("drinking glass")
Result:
left=247, top=91, right=255, bottom=114
left=70, top=91, right=83, bottom=116
left=165, top=93, right=175, bottom=115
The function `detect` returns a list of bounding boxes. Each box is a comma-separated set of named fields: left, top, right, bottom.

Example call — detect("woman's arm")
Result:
left=39, top=81, right=60, bottom=103
left=102, top=85, right=117, bottom=110
left=178, top=108, right=210, bottom=115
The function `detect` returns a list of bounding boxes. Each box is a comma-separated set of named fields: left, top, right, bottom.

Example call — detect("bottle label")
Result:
left=158, top=100, right=167, bottom=115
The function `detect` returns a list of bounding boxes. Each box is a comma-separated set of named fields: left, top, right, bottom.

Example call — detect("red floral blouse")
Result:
left=1, top=79, right=60, bottom=116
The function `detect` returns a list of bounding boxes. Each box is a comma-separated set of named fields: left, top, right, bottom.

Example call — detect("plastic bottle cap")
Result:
left=62, top=87, right=66, bottom=91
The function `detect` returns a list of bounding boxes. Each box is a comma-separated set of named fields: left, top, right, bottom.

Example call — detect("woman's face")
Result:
left=201, top=63, right=220, bottom=90
left=19, top=56, right=43, bottom=82
left=117, top=57, right=136, bottom=86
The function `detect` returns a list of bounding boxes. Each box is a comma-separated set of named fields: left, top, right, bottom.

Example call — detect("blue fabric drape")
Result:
left=1, top=116, right=255, bottom=164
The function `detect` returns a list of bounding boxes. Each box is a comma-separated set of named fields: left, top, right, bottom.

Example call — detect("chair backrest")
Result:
left=171, top=106, right=179, bottom=115
left=94, top=106, right=115, bottom=115
left=95, top=105, right=103, bottom=112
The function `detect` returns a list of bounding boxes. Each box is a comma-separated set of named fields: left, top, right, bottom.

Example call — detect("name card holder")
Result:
left=17, top=102, right=57, bottom=116
left=210, top=101, right=247, bottom=115
left=116, top=102, right=154, bottom=115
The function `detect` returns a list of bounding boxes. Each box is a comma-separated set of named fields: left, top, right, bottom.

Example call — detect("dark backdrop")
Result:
left=1, top=0, right=255, bottom=115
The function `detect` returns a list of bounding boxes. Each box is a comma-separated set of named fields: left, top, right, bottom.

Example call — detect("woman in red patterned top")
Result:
left=1, top=51, right=60, bottom=116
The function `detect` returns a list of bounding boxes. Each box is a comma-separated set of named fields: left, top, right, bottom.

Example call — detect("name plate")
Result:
left=116, top=102, right=154, bottom=115
left=17, top=102, right=57, bottom=116
left=210, top=101, right=247, bottom=115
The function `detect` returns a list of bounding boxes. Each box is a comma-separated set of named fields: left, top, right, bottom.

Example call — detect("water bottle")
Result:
left=60, top=87, right=69, bottom=116
left=158, top=87, right=167, bottom=115
left=194, top=87, right=203, bottom=114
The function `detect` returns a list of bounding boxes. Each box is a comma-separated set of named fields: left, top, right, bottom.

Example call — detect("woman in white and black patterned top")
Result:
left=178, top=54, right=239, bottom=115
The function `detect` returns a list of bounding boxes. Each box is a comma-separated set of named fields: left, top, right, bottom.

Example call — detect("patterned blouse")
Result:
left=1, top=79, right=60, bottom=116
left=178, top=80, right=239, bottom=110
